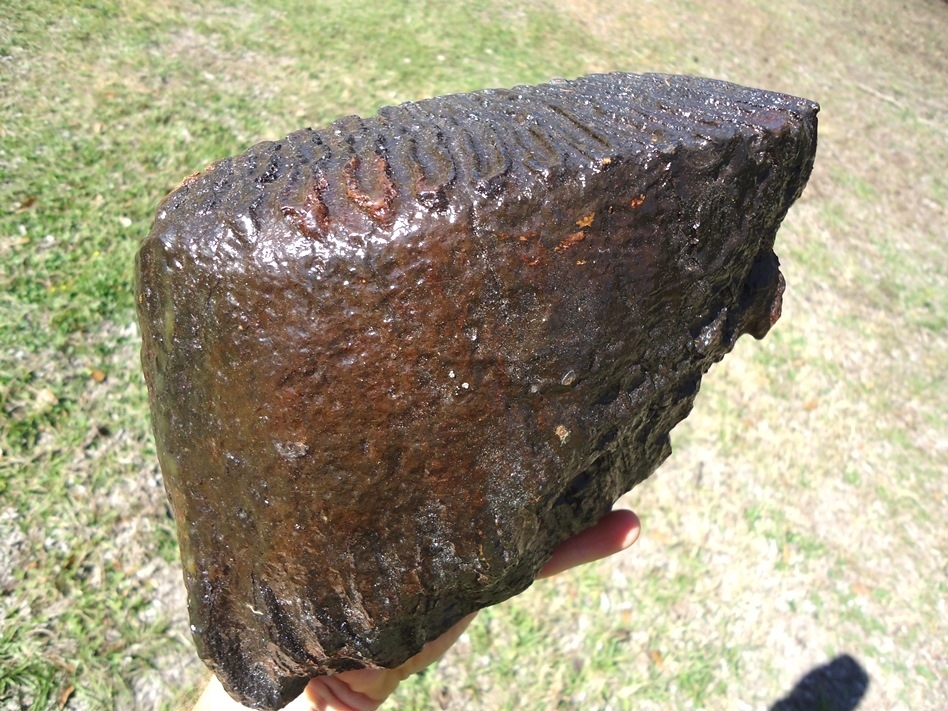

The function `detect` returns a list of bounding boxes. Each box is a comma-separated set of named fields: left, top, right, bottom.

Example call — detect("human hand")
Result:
left=194, top=508, right=640, bottom=711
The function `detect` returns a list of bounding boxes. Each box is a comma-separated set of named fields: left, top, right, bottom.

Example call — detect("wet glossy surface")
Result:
left=136, top=72, right=817, bottom=709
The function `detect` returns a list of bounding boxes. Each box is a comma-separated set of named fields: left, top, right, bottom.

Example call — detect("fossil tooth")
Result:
left=136, top=72, right=818, bottom=710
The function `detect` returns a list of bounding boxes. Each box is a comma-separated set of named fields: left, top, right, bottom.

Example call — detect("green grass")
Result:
left=2, top=0, right=947, bottom=709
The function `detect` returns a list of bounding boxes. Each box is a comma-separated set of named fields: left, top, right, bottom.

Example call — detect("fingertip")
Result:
left=612, top=508, right=640, bottom=549
left=593, top=508, right=641, bottom=550
left=537, top=507, right=641, bottom=579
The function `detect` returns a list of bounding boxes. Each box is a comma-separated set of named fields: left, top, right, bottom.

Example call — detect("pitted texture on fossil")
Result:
left=136, top=72, right=818, bottom=709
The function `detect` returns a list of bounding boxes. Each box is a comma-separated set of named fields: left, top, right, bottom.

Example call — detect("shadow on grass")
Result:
left=770, top=654, right=869, bottom=711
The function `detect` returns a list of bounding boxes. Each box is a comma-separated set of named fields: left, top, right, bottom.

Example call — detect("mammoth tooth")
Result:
left=136, top=72, right=818, bottom=709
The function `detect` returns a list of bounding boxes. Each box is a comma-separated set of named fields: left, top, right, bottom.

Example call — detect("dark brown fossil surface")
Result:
left=136, top=72, right=817, bottom=709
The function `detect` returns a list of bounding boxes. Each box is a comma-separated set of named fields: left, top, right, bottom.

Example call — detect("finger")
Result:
left=305, top=675, right=382, bottom=711
left=537, top=508, right=640, bottom=579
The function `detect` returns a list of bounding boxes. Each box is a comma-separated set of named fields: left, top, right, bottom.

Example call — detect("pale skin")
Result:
left=194, top=509, right=641, bottom=711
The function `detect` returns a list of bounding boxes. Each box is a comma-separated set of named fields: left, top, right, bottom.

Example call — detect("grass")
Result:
left=2, top=0, right=947, bottom=709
